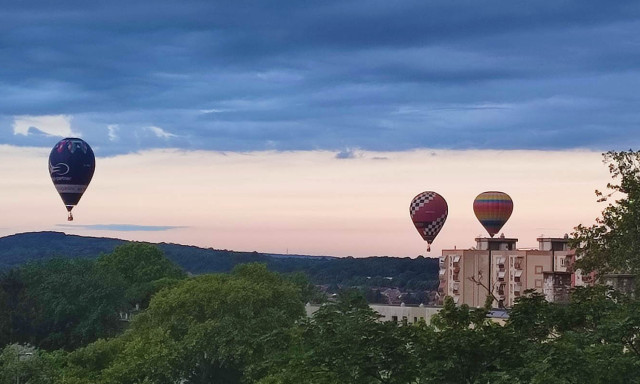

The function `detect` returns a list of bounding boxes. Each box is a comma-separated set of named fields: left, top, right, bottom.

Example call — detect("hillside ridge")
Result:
left=0, top=231, right=439, bottom=291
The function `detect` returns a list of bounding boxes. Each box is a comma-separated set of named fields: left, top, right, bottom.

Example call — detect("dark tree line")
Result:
left=0, top=233, right=440, bottom=292
left=0, top=243, right=186, bottom=351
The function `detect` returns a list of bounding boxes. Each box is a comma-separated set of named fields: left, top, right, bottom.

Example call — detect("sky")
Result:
left=0, top=1, right=638, bottom=257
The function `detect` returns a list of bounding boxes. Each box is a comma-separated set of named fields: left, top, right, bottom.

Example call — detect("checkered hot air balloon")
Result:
left=410, top=191, right=448, bottom=252
left=473, top=191, right=513, bottom=237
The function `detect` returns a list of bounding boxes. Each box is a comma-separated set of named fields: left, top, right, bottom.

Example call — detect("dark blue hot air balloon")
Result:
left=48, top=138, right=95, bottom=221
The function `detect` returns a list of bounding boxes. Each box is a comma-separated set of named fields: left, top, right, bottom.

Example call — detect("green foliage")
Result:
left=430, top=295, right=492, bottom=330
left=507, top=286, right=640, bottom=383
left=271, top=256, right=439, bottom=291
left=0, top=245, right=185, bottom=352
left=0, top=269, right=31, bottom=347
left=62, top=338, right=126, bottom=383
left=3, top=264, right=637, bottom=384
left=97, top=243, right=186, bottom=306
left=0, top=344, right=60, bottom=384
left=62, top=264, right=305, bottom=384
left=415, top=296, right=513, bottom=384
left=4, top=259, right=127, bottom=351
left=261, top=290, right=417, bottom=384
left=572, top=150, right=640, bottom=278
left=283, top=271, right=327, bottom=304
left=507, top=290, right=555, bottom=342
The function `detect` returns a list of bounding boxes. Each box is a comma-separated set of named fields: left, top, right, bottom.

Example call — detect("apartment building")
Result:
left=438, top=235, right=584, bottom=308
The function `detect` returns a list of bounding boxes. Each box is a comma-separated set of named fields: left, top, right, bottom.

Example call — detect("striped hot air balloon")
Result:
left=473, top=191, right=513, bottom=237
left=49, top=138, right=95, bottom=221
left=410, top=191, right=448, bottom=252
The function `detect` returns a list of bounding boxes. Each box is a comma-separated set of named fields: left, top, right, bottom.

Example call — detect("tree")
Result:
left=260, top=289, right=418, bottom=384
left=504, top=286, right=640, bottom=384
left=0, top=269, right=33, bottom=348
left=17, top=259, right=127, bottom=351
left=96, top=243, right=186, bottom=307
left=411, top=296, right=518, bottom=384
left=571, top=150, right=640, bottom=278
left=63, top=264, right=305, bottom=384
left=282, top=271, right=326, bottom=304
left=0, top=344, right=60, bottom=384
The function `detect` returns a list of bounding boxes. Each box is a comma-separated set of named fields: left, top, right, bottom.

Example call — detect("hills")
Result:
left=0, top=231, right=439, bottom=291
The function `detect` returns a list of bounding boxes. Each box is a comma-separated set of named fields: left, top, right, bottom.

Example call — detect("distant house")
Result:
left=380, top=288, right=402, bottom=305
left=305, top=302, right=507, bottom=325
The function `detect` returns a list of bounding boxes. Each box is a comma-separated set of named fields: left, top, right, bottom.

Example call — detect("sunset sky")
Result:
left=1, top=1, right=637, bottom=257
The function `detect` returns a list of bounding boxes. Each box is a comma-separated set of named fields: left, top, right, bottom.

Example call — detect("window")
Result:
left=535, top=265, right=543, bottom=274
left=560, top=258, right=566, bottom=267
left=514, top=270, right=522, bottom=283
left=535, top=279, right=543, bottom=288
left=392, top=316, right=398, bottom=323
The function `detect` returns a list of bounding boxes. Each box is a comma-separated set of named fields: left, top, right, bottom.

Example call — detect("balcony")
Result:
left=514, top=258, right=524, bottom=270
left=514, top=283, right=522, bottom=291
left=513, top=270, right=523, bottom=283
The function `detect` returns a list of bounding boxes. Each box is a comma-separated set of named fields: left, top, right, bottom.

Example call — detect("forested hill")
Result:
left=0, top=232, right=439, bottom=289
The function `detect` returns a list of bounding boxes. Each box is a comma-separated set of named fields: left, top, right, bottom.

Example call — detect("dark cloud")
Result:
left=1, top=0, right=640, bottom=154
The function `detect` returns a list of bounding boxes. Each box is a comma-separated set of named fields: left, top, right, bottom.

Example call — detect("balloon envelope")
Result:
left=473, top=191, right=513, bottom=237
left=48, top=138, right=95, bottom=219
left=410, top=191, right=448, bottom=250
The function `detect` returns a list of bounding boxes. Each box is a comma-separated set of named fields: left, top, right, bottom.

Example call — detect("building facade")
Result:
left=438, top=235, right=586, bottom=308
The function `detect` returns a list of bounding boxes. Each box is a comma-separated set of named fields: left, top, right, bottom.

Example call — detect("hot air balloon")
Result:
left=473, top=191, right=513, bottom=237
left=410, top=191, right=448, bottom=252
left=48, top=138, right=95, bottom=221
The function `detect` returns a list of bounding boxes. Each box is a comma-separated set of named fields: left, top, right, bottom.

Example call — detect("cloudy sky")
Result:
left=0, top=1, right=637, bottom=256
